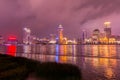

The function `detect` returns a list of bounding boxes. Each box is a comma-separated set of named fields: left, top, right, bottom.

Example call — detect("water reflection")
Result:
left=33, top=55, right=118, bottom=80
left=83, top=57, right=117, bottom=80
left=21, top=45, right=119, bottom=64
left=7, top=45, right=16, bottom=56
left=17, top=44, right=120, bottom=80
left=83, top=45, right=117, bottom=58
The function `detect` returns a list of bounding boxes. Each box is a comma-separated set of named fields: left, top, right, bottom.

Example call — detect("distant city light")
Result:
left=7, top=45, right=16, bottom=56
left=104, top=22, right=111, bottom=27
left=8, top=36, right=17, bottom=40
left=58, top=24, right=63, bottom=29
left=23, top=27, right=31, bottom=33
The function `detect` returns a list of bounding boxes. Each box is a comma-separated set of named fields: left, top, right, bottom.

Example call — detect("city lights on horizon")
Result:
left=1, top=21, right=120, bottom=45
left=104, top=21, right=111, bottom=27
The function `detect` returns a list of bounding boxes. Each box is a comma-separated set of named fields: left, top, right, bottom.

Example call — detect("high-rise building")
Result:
left=23, top=27, right=31, bottom=44
left=93, top=29, right=100, bottom=36
left=82, top=30, right=87, bottom=43
left=49, top=34, right=56, bottom=44
left=92, top=29, right=100, bottom=44
left=104, top=22, right=111, bottom=38
left=58, top=24, right=64, bottom=44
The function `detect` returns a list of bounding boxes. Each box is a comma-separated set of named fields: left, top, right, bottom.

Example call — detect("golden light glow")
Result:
left=58, top=24, right=64, bottom=44
left=104, top=22, right=111, bottom=27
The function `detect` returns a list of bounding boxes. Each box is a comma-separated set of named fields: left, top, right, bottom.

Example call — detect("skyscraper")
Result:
left=23, top=27, right=31, bottom=44
left=82, top=30, right=87, bottom=43
left=58, top=24, right=63, bottom=44
left=104, top=22, right=111, bottom=38
left=92, top=29, right=100, bottom=43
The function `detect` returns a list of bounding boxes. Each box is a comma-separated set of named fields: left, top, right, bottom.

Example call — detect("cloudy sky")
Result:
left=0, top=0, right=120, bottom=41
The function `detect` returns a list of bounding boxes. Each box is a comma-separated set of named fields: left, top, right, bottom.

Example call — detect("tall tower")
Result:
left=58, top=24, right=64, bottom=44
left=92, top=29, right=100, bottom=43
left=104, top=22, right=111, bottom=38
left=23, top=27, right=31, bottom=44
left=82, top=30, right=87, bottom=43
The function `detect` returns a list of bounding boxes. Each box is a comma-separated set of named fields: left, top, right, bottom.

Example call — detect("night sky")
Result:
left=0, top=0, right=120, bottom=41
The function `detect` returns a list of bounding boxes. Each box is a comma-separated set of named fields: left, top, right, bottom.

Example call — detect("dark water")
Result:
left=2, top=44, right=120, bottom=80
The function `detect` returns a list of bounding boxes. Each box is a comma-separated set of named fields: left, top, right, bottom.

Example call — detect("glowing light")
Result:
left=7, top=45, right=16, bottom=56
left=56, top=44, right=59, bottom=55
left=8, top=36, right=17, bottom=40
left=58, top=24, right=64, bottom=44
left=104, top=22, right=111, bottom=27
left=58, top=24, right=63, bottom=29
left=23, top=27, right=31, bottom=33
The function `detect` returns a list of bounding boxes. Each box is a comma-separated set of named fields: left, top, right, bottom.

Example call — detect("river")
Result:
left=2, top=44, right=120, bottom=80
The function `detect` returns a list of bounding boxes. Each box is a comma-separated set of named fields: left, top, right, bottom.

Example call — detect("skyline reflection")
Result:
left=5, top=44, right=120, bottom=80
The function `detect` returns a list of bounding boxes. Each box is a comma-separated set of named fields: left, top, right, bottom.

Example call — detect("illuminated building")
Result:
left=116, top=36, right=120, bottom=44
left=62, top=37, right=68, bottom=44
left=7, top=36, right=18, bottom=45
left=93, top=29, right=100, bottom=36
left=49, top=34, right=56, bottom=44
left=23, top=27, right=31, bottom=45
left=84, top=22, right=117, bottom=44
left=7, top=36, right=17, bottom=56
left=50, top=34, right=56, bottom=41
left=82, top=30, right=87, bottom=43
left=104, top=22, right=111, bottom=38
left=58, top=24, right=64, bottom=44
left=109, top=36, right=116, bottom=44
left=92, top=29, right=100, bottom=44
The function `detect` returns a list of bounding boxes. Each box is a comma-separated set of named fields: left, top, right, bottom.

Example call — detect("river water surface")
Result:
left=2, top=44, right=120, bottom=80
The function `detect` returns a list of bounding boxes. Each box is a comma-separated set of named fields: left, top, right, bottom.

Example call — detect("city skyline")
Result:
left=0, top=0, right=120, bottom=41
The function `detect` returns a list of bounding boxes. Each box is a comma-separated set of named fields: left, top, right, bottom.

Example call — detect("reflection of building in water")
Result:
left=99, top=45, right=116, bottom=57
left=84, top=57, right=117, bottom=79
left=39, top=45, right=47, bottom=54
left=99, top=45, right=109, bottom=57
left=7, top=45, right=16, bottom=56
left=59, top=45, right=67, bottom=55
left=99, top=58, right=116, bottom=79
left=105, top=68, right=114, bottom=79
left=59, top=45, right=67, bottom=62
left=109, top=45, right=116, bottom=57
left=54, top=45, right=77, bottom=63
left=116, top=45, right=120, bottom=58
left=91, top=58, right=99, bottom=68
left=23, top=45, right=31, bottom=53
left=84, top=45, right=116, bottom=58
left=67, top=45, right=73, bottom=55
left=99, top=58, right=109, bottom=67
left=60, top=56, right=67, bottom=63
left=92, top=45, right=99, bottom=56
left=72, top=45, right=77, bottom=56
left=49, top=45, right=56, bottom=54
left=31, top=44, right=41, bottom=53
left=84, top=45, right=93, bottom=56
